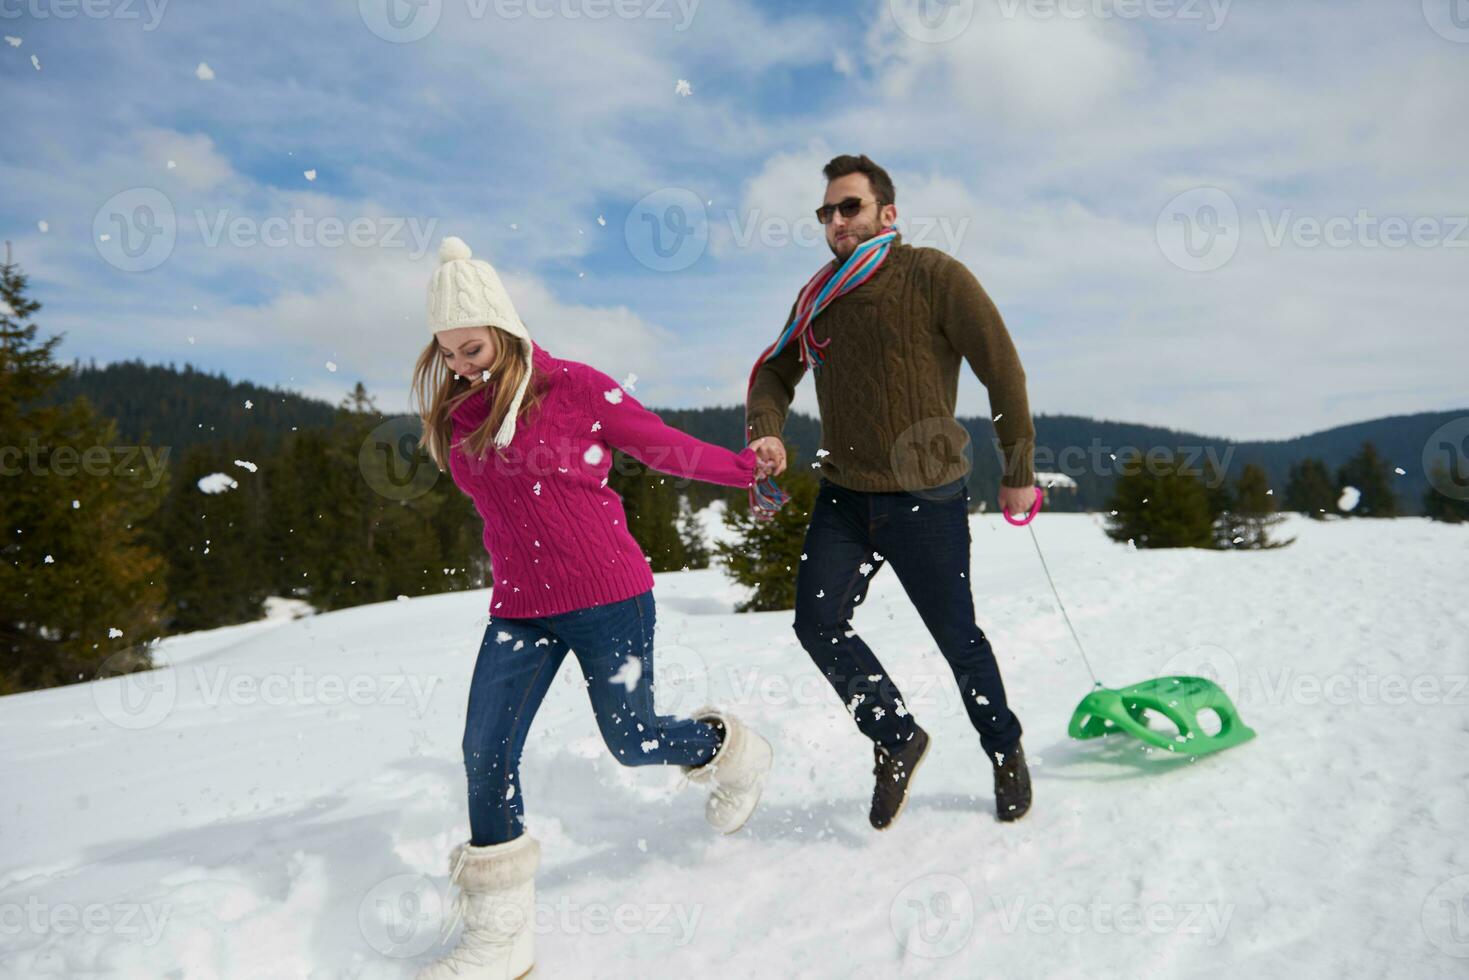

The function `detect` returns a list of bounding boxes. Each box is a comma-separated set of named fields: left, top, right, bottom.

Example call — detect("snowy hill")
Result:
left=2, top=514, right=1466, bottom=978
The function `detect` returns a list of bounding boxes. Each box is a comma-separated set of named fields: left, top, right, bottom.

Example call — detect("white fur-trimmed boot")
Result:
left=678, top=706, right=773, bottom=834
left=416, top=834, right=540, bottom=980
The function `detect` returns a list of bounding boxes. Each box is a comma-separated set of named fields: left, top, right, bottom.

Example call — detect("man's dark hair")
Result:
left=822, top=154, right=896, bottom=206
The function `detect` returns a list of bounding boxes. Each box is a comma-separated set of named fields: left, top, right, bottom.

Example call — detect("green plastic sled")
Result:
left=1067, top=675, right=1256, bottom=757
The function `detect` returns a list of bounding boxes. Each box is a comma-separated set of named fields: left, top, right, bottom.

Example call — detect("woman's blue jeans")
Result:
left=461, top=589, right=720, bottom=846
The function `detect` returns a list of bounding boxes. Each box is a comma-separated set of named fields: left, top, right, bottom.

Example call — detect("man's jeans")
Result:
left=462, top=589, right=719, bottom=845
left=792, top=476, right=1023, bottom=761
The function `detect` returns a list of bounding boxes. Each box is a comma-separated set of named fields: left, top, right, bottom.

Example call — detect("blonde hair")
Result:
left=413, top=325, right=546, bottom=471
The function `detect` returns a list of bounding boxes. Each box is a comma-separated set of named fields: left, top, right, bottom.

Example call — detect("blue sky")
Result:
left=2, top=0, right=1466, bottom=440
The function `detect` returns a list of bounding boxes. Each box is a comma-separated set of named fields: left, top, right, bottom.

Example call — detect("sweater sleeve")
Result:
left=578, top=366, right=760, bottom=490
left=933, top=255, right=1036, bottom=488
left=745, top=297, right=806, bottom=444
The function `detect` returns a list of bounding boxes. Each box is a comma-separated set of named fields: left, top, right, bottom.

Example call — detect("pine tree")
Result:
left=1422, top=463, right=1469, bottom=524
left=146, top=439, right=269, bottom=631
left=1224, top=463, right=1293, bottom=549
left=0, top=250, right=169, bottom=694
left=713, top=470, right=819, bottom=612
left=1284, top=458, right=1335, bottom=519
left=1104, top=450, right=1215, bottom=549
left=1201, top=456, right=1236, bottom=548
left=675, top=494, right=711, bottom=571
left=1336, top=441, right=1399, bottom=518
left=608, top=451, right=688, bottom=573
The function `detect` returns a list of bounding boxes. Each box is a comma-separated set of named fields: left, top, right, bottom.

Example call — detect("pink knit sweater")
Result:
left=448, top=342, right=761, bottom=618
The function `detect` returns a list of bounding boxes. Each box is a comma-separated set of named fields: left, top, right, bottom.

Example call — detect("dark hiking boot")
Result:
left=992, top=741, right=1032, bottom=822
left=870, top=726, right=931, bottom=830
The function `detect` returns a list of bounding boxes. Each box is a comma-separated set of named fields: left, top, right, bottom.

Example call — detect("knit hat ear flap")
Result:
left=493, top=336, right=534, bottom=449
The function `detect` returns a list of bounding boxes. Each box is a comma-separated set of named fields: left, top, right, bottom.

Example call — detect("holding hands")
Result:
left=749, top=437, right=787, bottom=481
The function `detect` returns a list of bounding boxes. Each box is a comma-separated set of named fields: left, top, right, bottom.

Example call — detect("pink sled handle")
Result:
left=1002, top=486, right=1043, bottom=526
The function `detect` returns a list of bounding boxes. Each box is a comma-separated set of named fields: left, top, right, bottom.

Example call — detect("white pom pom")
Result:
left=439, top=237, right=472, bottom=263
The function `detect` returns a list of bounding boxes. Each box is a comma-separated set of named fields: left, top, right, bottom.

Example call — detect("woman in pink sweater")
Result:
left=410, top=238, right=780, bottom=979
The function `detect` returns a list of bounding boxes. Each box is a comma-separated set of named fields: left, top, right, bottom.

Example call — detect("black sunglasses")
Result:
left=815, top=196, right=884, bottom=224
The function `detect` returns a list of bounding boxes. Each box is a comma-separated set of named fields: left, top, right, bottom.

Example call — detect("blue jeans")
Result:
left=792, top=476, right=1024, bottom=760
left=462, top=589, right=720, bottom=845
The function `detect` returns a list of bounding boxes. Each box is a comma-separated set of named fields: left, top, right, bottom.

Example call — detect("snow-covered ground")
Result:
left=2, top=513, right=1466, bottom=978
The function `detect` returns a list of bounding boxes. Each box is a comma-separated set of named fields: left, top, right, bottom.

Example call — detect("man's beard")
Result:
left=828, top=222, right=879, bottom=261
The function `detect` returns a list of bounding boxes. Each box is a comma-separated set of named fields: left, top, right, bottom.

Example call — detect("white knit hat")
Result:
left=427, top=236, right=533, bottom=449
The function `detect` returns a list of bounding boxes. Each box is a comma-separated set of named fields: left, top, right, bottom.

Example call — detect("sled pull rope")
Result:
left=1024, top=522, right=1102, bottom=688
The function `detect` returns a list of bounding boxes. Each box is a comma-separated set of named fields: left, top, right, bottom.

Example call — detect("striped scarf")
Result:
left=744, top=227, right=900, bottom=520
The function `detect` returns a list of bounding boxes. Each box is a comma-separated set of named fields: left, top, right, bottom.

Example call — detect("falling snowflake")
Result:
left=674, top=78, right=692, bottom=97
left=195, top=62, right=214, bottom=81
left=37, top=220, right=48, bottom=233
left=304, top=169, right=317, bottom=181
left=1338, top=486, right=1361, bottom=512
left=233, top=459, right=257, bottom=472
left=597, top=214, right=607, bottom=227
left=604, top=387, right=624, bottom=404
left=30, top=54, right=40, bottom=71
left=620, top=373, right=638, bottom=392
left=3, top=36, right=20, bottom=47
left=243, top=399, right=253, bottom=410
left=583, top=445, right=605, bottom=465
left=495, top=631, right=513, bottom=643
left=108, top=627, right=124, bottom=639
left=610, top=656, right=642, bottom=692
left=197, top=473, right=238, bottom=494
left=325, top=361, right=338, bottom=372
left=531, top=481, right=542, bottom=496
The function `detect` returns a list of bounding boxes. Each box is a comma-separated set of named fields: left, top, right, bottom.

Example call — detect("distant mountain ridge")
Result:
left=49, top=358, right=1460, bottom=514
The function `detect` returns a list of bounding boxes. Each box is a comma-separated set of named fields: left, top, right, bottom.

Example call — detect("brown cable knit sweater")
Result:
left=746, top=238, right=1036, bottom=492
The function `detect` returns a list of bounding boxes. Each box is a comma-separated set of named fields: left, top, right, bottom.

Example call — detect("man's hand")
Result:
left=999, top=484, right=1037, bottom=519
left=749, top=436, right=787, bottom=478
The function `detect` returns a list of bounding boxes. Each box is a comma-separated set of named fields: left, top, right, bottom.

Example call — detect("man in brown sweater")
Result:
left=747, top=154, right=1035, bottom=830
